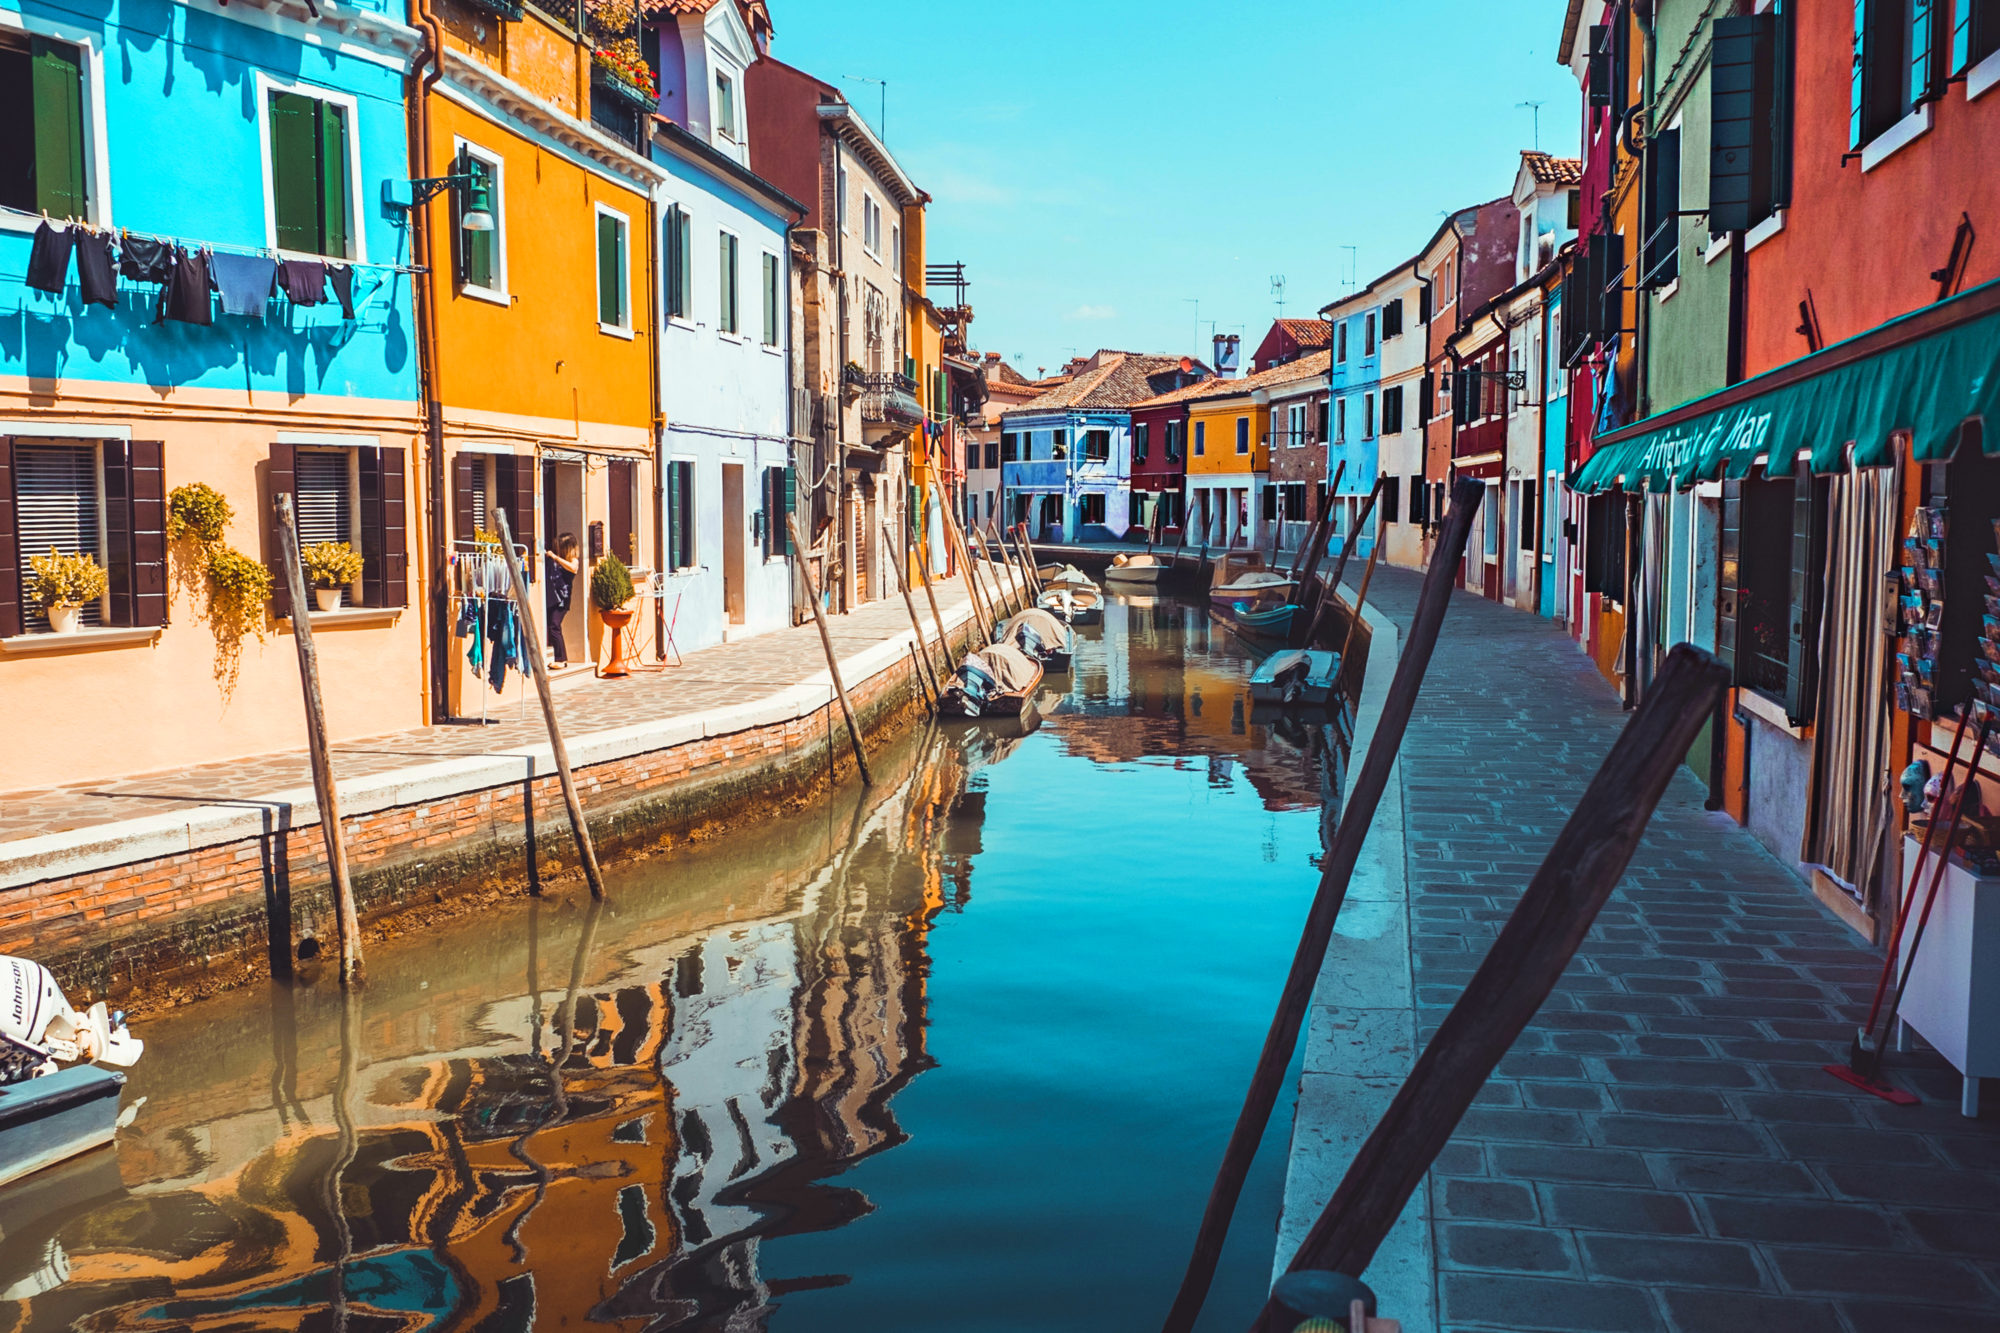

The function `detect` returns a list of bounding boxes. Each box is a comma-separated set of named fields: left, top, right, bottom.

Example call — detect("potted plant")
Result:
left=26, top=548, right=108, bottom=634
left=591, top=553, right=637, bottom=679
left=300, top=541, right=365, bottom=612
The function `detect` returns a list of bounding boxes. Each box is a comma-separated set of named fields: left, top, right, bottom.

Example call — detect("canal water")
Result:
left=3, top=594, right=1350, bottom=1332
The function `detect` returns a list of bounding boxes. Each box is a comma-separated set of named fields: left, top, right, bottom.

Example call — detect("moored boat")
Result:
left=1105, top=552, right=1168, bottom=585
left=1037, top=566, right=1103, bottom=625
left=994, top=607, right=1074, bottom=671
left=942, top=641, right=1046, bottom=721
left=1250, top=648, right=1341, bottom=705
left=0, top=955, right=144, bottom=1188
left=1228, top=601, right=1300, bottom=641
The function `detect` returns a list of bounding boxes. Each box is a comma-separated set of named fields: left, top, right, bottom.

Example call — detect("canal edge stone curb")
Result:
left=1274, top=585, right=1438, bottom=1332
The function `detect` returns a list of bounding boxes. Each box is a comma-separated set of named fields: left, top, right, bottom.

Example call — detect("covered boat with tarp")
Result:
left=942, top=641, right=1045, bottom=720
left=993, top=607, right=1073, bottom=671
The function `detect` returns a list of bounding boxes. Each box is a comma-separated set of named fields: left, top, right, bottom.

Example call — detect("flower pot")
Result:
left=47, top=604, right=79, bottom=635
left=314, top=587, right=343, bottom=613
left=599, top=606, right=634, bottom=679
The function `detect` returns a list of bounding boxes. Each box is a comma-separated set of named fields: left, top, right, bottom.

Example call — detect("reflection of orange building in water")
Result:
left=7, top=730, right=988, bottom=1333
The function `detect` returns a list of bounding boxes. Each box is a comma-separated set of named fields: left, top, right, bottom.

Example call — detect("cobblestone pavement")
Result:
left=0, top=578, right=990, bottom=844
left=1360, top=567, right=2000, bottom=1333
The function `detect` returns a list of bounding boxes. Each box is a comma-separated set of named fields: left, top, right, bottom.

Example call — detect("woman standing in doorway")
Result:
left=545, top=533, right=580, bottom=666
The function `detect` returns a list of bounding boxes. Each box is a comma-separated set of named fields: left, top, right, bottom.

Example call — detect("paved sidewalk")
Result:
left=0, top=576, right=991, bottom=847
left=1292, top=568, right=2000, bottom=1333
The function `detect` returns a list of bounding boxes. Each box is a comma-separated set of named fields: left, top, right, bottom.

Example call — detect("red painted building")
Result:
left=1250, top=319, right=1332, bottom=373
left=1127, top=362, right=1214, bottom=535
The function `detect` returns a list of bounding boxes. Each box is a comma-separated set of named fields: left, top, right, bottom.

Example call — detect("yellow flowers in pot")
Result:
left=26, top=548, right=108, bottom=633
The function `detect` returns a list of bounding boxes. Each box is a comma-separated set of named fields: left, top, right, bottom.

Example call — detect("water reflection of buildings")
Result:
left=1, top=728, right=1009, bottom=1333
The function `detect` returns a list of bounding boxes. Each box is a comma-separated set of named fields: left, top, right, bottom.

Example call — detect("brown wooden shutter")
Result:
left=452, top=452, right=477, bottom=545
left=129, top=440, right=166, bottom=627
left=608, top=458, right=635, bottom=563
left=359, top=446, right=408, bottom=608
left=268, top=441, right=296, bottom=620
left=104, top=441, right=133, bottom=626
left=495, top=454, right=533, bottom=560
left=0, top=439, right=20, bottom=638
left=1784, top=471, right=1828, bottom=725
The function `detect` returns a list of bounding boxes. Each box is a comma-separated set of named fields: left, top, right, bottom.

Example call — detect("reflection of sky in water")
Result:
left=1, top=595, right=1346, bottom=1333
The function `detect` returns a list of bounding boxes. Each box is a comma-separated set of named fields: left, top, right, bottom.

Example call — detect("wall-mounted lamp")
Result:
left=387, top=169, right=494, bottom=233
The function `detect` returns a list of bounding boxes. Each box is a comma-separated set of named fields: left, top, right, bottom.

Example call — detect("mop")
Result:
left=1826, top=704, right=1992, bottom=1103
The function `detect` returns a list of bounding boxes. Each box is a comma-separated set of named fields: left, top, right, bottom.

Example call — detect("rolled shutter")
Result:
left=1717, top=477, right=1742, bottom=680
left=1784, top=472, right=1827, bottom=725
left=609, top=459, right=635, bottom=563
left=0, top=440, right=17, bottom=638
left=452, top=452, right=477, bottom=544
left=358, top=446, right=408, bottom=608
left=30, top=38, right=87, bottom=219
left=268, top=441, right=296, bottom=620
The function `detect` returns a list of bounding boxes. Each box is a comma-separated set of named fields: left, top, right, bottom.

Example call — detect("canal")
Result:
left=3, top=593, right=1352, bottom=1332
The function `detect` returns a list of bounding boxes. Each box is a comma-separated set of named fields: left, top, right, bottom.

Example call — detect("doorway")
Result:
left=721, top=462, right=746, bottom=625
left=542, top=459, right=584, bottom=661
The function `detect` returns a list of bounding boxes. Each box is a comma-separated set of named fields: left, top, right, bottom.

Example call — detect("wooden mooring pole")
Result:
left=1331, top=514, right=1385, bottom=677
left=495, top=509, right=607, bottom=901
left=1302, top=476, right=1385, bottom=648
left=883, top=520, right=942, bottom=710
left=917, top=509, right=958, bottom=673
left=938, top=486, right=996, bottom=637
left=1250, top=644, right=1728, bottom=1329
left=789, top=513, right=873, bottom=787
left=988, top=518, right=1025, bottom=615
left=274, top=493, right=363, bottom=984
left=1162, top=477, right=1484, bottom=1333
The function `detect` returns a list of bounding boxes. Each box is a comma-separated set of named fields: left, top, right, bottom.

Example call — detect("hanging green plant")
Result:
left=167, top=483, right=233, bottom=546
left=204, top=546, right=273, bottom=693
left=301, top=541, right=365, bottom=589
left=591, top=553, right=635, bottom=612
left=25, top=548, right=108, bottom=612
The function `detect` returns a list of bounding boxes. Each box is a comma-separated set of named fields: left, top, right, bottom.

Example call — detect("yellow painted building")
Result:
left=1180, top=355, right=1326, bottom=547
left=419, top=0, right=662, bottom=714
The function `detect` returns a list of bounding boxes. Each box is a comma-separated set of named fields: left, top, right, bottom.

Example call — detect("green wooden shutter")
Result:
left=318, top=100, right=349, bottom=259
left=271, top=93, right=318, bottom=252
left=598, top=213, right=621, bottom=325
left=30, top=38, right=86, bottom=218
left=677, top=211, right=693, bottom=318
left=1784, top=472, right=1827, bottom=725
left=666, top=459, right=681, bottom=569
left=782, top=466, right=796, bottom=556
left=718, top=233, right=733, bottom=332
left=1709, top=16, right=1764, bottom=235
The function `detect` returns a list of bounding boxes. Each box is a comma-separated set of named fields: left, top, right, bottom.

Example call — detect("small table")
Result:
left=1896, top=835, right=2000, bottom=1116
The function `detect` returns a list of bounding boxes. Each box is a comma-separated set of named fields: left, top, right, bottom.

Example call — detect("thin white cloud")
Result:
left=1068, top=304, right=1117, bottom=321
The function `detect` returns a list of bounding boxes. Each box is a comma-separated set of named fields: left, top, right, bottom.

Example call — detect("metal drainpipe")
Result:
left=832, top=138, right=849, bottom=613
left=410, top=0, right=450, bottom=723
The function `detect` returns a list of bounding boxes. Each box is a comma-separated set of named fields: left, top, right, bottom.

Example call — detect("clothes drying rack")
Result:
left=451, top=541, right=533, bottom=727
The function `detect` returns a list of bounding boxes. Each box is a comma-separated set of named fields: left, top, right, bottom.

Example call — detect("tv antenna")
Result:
left=842, top=76, right=889, bottom=141
left=1340, top=246, right=1358, bottom=294
left=1517, top=100, right=1546, bottom=151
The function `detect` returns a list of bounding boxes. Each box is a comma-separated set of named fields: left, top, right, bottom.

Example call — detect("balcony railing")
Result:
left=859, top=373, right=923, bottom=428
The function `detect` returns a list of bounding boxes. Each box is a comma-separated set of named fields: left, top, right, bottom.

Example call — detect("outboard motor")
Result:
left=0, top=955, right=143, bottom=1082
left=1012, top=623, right=1047, bottom=662
left=948, top=659, right=1000, bottom=716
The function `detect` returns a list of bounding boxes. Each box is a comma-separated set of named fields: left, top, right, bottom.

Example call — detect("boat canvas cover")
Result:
left=1573, top=278, right=2000, bottom=494
left=1000, top=608, right=1067, bottom=646
left=978, top=641, right=1041, bottom=694
left=1213, top=572, right=1296, bottom=596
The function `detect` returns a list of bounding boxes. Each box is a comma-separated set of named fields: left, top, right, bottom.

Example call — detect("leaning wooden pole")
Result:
left=1330, top=514, right=1385, bottom=669
left=495, top=509, right=607, bottom=902
left=988, top=518, right=1025, bottom=615
left=1006, top=524, right=1040, bottom=609
left=1303, top=477, right=1385, bottom=648
left=1252, top=645, right=1729, bottom=1329
left=274, top=493, right=363, bottom=984
left=1161, top=477, right=1483, bottom=1333
left=789, top=513, right=873, bottom=786
left=1015, top=522, right=1045, bottom=596
left=883, top=520, right=942, bottom=710
left=939, top=485, right=996, bottom=636
left=1290, top=461, right=1345, bottom=580
left=917, top=524, right=958, bottom=673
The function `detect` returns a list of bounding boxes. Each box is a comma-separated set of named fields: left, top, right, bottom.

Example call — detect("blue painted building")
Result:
left=1319, top=295, right=1387, bottom=559
left=0, top=0, right=425, bottom=786
left=999, top=350, right=1188, bottom=542
left=1540, top=270, right=1571, bottom=621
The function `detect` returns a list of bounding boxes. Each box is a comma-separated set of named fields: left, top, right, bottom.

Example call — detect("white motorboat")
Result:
left=0, top=956, right=144, bottom=1188
left=1105, top=552, right=1168, bottom=585
left=1250, top=649, right=1341, bottom=706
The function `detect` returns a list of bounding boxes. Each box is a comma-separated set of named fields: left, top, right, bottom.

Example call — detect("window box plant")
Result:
left=301, top=541, right=365, bottom=612
left=26, top=548, right=108, bottom=634
left=590, top=553, right=637, bottom=678
left=591, top=38, right=657, bottom=107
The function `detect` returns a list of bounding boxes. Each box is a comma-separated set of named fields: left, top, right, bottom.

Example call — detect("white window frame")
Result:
left=452, top=136, right=508, bottom=306
left=1335, top=397, right=1348, bottom=444
left=253, top=70, right=368, bottom=263
left=715, top=69, right=738, bottom=142
left=863, top=194, right=882, bottom=257
left=837, top=162, right=849, bottom=233
left=595, top=202, right=632, bottom=337
left=0, top=12, right=113, bottom=231
left=9, top=438, right=109, bottom=632
left=1364, top=311, right=1377, bottom=355
left=1363, top=391, right=1376, bottom=439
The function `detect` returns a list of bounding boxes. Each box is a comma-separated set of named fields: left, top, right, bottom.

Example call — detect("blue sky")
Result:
left=767, top=1, right=1583, bottom=377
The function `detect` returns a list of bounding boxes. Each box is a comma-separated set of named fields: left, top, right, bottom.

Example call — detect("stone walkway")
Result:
left=1291, top=567, right=2000, bottom=1333
left=0, top=577, right=994, bottom=845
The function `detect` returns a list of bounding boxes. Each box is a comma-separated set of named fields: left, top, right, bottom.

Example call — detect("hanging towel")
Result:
left=119, top=233, right=175, bottom=285
left=279, top=259, right=327, bottom=307
left=210, top=253, right=278, bottom=318
left=26, top=222, right=74, bottom=295
left=465, top=600, right=487, bottom=673
left=327, top=263, right=357, bottom=320
left=160, top=247, right=213, bottom=326
left=486, top=597, right=515, bottom=693
left=73, top=231, right=118, bottom=308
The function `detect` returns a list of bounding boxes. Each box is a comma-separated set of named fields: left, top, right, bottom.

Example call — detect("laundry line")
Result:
left=0, top=205, right=427, bottom=277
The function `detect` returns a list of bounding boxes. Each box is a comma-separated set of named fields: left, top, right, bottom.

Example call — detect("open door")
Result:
left=721, top=462, right=746, bottom=625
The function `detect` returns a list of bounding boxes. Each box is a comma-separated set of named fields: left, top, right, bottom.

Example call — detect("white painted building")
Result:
left=1373, top=265, right=1429, bottom=570
left=649, top=5, right=804, bottom=651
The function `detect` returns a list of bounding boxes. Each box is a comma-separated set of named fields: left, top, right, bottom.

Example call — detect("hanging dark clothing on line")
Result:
left=119, top=233, right=175, bottom=285
left=327, top=264, right=357, bottom=319
left=210, top=253, right=278, bottom=317
left=26, top=222, right=73, bottom=294
left=74, top=232, right=118, bottom=308
left=160, top=247, right=213, bottom=325
left=280, top=260, right=326, bottom=307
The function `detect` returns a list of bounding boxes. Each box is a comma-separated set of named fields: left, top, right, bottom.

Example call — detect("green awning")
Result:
left=1572, top=278, right=2000, bottom=494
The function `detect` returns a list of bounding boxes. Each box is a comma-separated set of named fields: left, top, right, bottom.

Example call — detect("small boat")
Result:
left=942, top=641, right=1046, bottom=721
left=1250, top=649, right=1341, bottom=706
left=1105, top=552, right=1168, bottom=585
left=994, top=607, right=1074, bottom=671
left=1037, top=566, right=1103, bottom=626
left=0, top=956, right=143, bottom=1188
left=1228, top=601, right=1300, bottom=641
left=1210, top=571, right=1297, bottom=605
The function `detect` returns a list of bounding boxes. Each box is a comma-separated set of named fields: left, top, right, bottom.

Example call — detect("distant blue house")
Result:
left=999, top=350, right=1189, bottom=542
left=1320, top=295, right=1386, bottom=558
left=0, top=0, right=428, bottom=781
